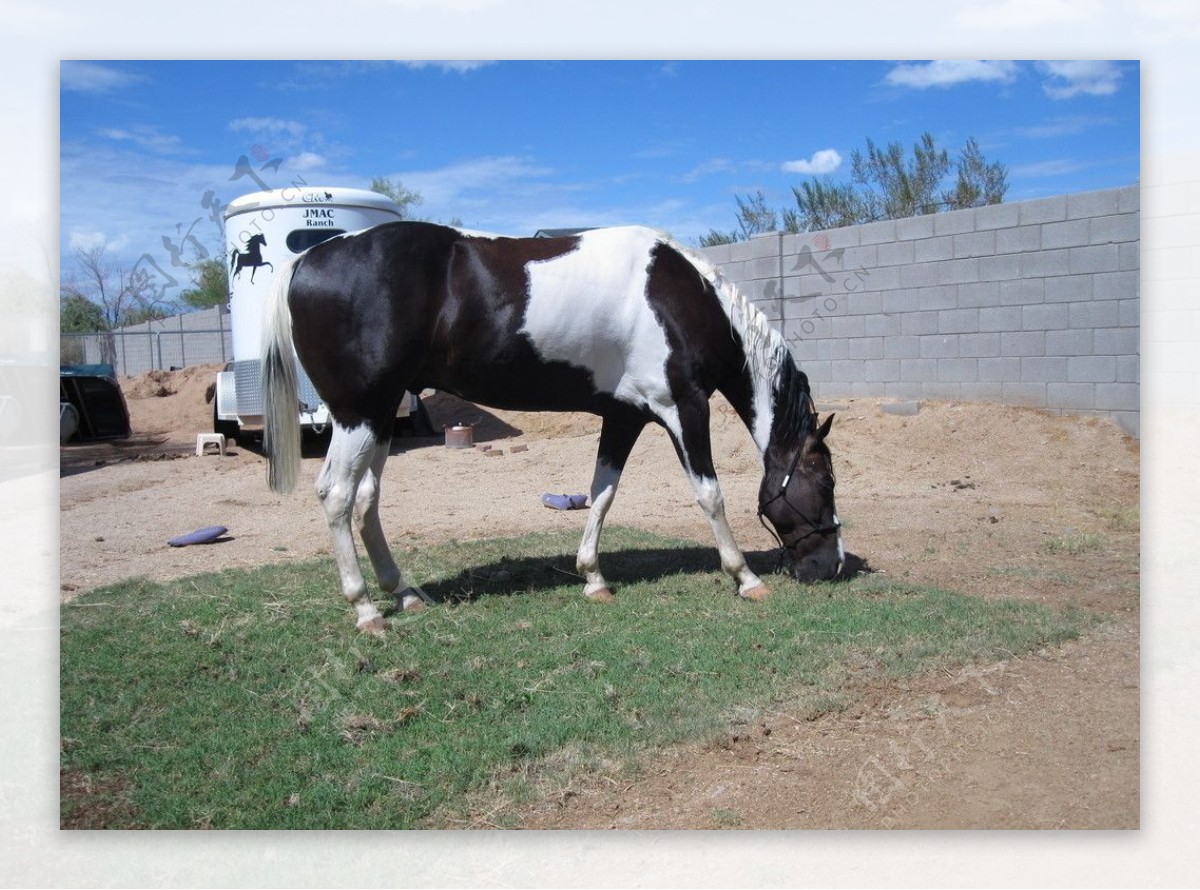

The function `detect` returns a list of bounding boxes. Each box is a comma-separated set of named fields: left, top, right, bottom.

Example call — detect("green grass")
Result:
left=1096, top=508, right=1139, bottom=532
left=1044, top=531, right=1105, bottom=555
left=61, top=527, right=1097, bottom=829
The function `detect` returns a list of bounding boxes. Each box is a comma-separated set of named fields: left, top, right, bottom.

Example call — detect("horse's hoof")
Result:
left=585, top=587, right=615, bottom=603
left=740, top=584, right=770, bottom=602
left=357, top=615, right=388, bottom=634
left=400, top=592, right=426, bottom=612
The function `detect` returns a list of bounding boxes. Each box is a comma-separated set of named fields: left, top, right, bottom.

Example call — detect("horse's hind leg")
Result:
left=576, top=413, right=645, bottom=601
left=316, top=420, right=390, bottom=633
left=354, top=433, right=427, bottom=613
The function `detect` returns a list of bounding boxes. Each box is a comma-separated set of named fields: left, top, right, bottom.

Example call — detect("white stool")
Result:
left=196, top=433, right=227, bottom=456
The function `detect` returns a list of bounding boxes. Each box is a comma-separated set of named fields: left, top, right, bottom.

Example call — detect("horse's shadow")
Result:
left=393, top=544, right=869, bottom=609
left=246, top=393, right=525, bottom=459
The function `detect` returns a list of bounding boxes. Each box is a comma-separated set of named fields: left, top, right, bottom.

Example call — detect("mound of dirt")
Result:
left=120, top=363, right=223, bottom=441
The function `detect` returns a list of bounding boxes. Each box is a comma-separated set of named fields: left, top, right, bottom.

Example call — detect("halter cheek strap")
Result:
left=757, top=447, right=842, bottom=566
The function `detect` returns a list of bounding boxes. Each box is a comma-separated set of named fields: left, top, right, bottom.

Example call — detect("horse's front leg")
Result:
left=668, top=399, right=769, bottom=601
left=686, top=473, right=769, bottom=601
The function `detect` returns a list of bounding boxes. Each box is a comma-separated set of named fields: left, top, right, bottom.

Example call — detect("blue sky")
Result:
left=60, top=59, right=1139, bottom=301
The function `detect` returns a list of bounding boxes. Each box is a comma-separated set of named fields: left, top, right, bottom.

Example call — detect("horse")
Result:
left=230, top=233, right=273, bottom=283
left=261, top=222, right=843, bottom=633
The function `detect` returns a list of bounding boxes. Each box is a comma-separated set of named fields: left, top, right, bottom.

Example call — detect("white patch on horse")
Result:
left=521, top=226, right=677, bottom=415
left=452, top=226, right=504, bottom=239
left=834, top=513, right=845, bottom=574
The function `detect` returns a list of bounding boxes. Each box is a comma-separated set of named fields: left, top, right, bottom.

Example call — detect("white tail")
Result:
left=261, top=255, right=302, bottom=493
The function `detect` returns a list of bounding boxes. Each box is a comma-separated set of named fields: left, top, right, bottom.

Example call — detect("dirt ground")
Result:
left=59, top=364, right=1139, bottom=829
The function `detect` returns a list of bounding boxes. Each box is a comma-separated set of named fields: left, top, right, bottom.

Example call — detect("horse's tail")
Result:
left=261, top=254, right=303, bottom=494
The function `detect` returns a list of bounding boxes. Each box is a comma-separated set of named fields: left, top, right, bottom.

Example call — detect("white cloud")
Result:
left=1037, top=61, right=1124, bottom=99
left=884, top=60, right=1019, bottom=89
left=397, top=60, right=494, bottom=73
left=68, top=230, right=108, bottom=252
left=97, top=125, right=182, bottom=153
left=782, top=149, right=842, bottom=175
left=288, top=152, right=327, bottom=173
left=228, top=117, right=307, bottom=138
left=678, top=158, right=735, bottom=183
left=399, top=155, right=554, bottom=209
left=60, top=139, right=266, bottom=280
left=60, top=60, right=145, bottom=93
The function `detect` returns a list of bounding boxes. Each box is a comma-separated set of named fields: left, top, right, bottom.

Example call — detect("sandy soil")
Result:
left=60, top=364, right=1139, bottom=829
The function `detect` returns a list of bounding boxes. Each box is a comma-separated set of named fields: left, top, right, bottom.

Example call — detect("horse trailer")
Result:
left=215, top=186, right=425, bottom=440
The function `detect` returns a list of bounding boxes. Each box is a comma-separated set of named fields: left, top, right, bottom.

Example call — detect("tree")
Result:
left=60, top=291, right=108, bottom=334
left=708, top=132, right=1008, bottom=241
left=783, top=180, right=872, bottom=233
left=179, top=256, right=230, bottom=310
left=698, top=190, right=779, bottom=246
left=369, top=176, right=424, bottom=219
left=944, top=137, right=1007, bottom=210
left=789, top=133, right=1007, bottom=233
left=60, top=242, right=177, bottom=330
left=856, top=132, right=950, bottom=220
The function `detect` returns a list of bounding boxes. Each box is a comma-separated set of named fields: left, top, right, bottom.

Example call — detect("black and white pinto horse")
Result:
left=262, top=222, right=843, bottom=633
left=230, top=233, right=273, bottom=283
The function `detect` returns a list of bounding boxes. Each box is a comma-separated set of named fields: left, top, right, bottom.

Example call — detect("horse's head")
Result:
left=249, top=233, right=267, bottom=246
left=758, top=412, right=843, bottom=583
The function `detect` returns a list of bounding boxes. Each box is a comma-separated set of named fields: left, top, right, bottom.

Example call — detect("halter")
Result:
left=756, top=440, right=842, bottom=570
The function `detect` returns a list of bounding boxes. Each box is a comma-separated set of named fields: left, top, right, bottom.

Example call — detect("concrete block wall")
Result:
left=698, top=185, right=1140, bottom=436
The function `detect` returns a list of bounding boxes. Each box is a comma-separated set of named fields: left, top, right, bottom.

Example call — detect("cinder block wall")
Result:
left=698, top=185, right=1140, bottom=436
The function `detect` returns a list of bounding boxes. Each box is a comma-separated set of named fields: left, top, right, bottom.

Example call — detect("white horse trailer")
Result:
left=216, top=186, right=423, bottom=439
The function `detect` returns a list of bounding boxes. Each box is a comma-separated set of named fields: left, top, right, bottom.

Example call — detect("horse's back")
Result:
left=284, top=221, right=736, bottom=423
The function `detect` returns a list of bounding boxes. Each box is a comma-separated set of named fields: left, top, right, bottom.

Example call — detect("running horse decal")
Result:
left=262, top=223, right=843, bottom=633
left=229, top=233, right=273, bottom=283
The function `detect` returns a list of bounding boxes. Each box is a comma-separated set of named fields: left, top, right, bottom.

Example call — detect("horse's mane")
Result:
left=671, top=240, right=817, bottom=442
left=769, top=355, right=819, bottom=442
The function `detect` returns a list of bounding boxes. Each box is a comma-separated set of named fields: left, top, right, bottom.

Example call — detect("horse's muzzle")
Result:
left=784, top=537, right=844, bottom=583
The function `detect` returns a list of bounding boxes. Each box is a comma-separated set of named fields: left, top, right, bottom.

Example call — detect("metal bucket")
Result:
left=444, top=423, right=474, bottom=449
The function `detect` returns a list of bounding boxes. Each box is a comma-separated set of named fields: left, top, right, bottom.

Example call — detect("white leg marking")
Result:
left=834, top=513, right=845, bottom=576
left=690, top=473, right=765, bottom=597
left=318, top=422, right=387, bottom=630
left=355, top=438, right=402, bottom=595
left=576, top=458, right=622, bottom=599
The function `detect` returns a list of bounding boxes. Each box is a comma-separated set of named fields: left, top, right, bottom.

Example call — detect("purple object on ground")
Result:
left=541, top=494, right=588, bottom=510
left=168, top=525, right=228, bottom=547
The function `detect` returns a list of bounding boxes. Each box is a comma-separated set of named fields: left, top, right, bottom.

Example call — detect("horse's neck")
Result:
left=717, top=364, right=777, bottom=460
left=674, top=243, right=788, bottom=458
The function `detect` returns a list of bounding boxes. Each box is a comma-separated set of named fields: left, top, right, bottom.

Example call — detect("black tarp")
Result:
left=60, top=364, right=130, bottom=441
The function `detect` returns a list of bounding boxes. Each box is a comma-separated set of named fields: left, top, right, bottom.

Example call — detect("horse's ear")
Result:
left=816, top=412, right=834, bottom=441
